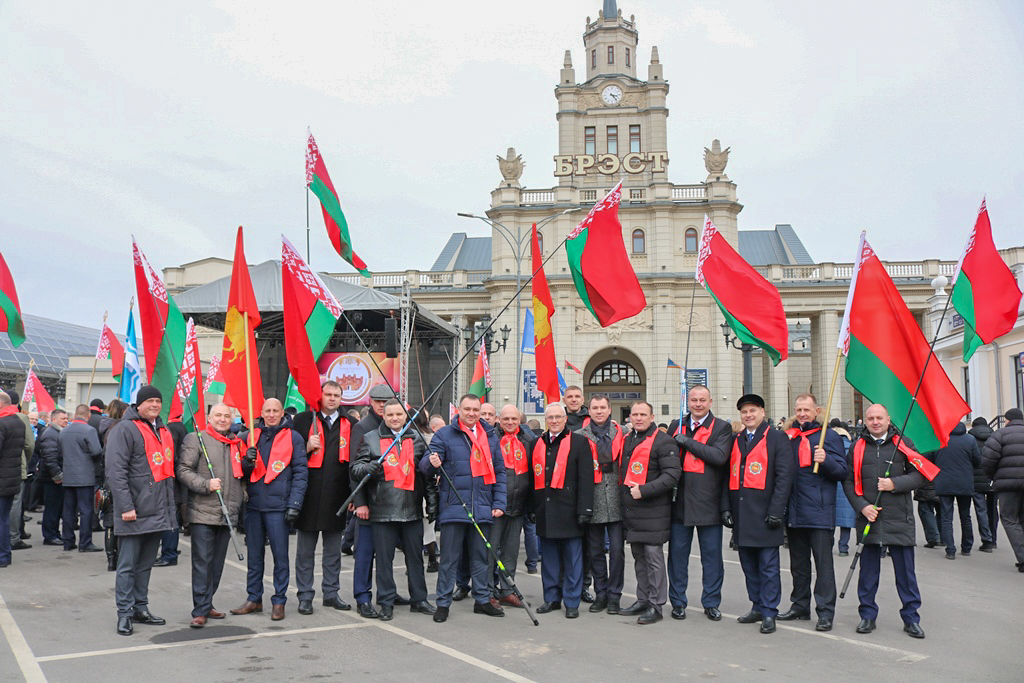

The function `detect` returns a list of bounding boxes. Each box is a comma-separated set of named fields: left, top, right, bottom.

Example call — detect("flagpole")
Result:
left=813, top=354, right=844, bottom=474
left=305, top=184, right=311, bottom=265
left=22, top=358, right=35, bottom=411
left=679, top=279, right=698, bottom=427
left=243, top=311, right=255, bottom=448
left=86, top=311, right=107, bottom=405
left=116, top=298, right=133, bottom=401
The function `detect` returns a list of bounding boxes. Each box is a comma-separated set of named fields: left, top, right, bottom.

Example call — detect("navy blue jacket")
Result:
left=785, top=422, right=848, bottom=529
left=244, top=420, right=308, bottom=512
left=420, top=419, right=506, bottom=525
left=933, top=423, right=980, bottom=496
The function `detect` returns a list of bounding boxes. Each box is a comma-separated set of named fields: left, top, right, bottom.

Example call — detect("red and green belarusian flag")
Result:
left=951, top=198, right=1022, bottom=362
left=468, top=344, right=492, bottom=398
left=567, top=181, right=646, bottom=326
left=282, top=235, right=343, bottom=409
left=839, top=232, right=969, bottom=453
left=172, top=318, right=205, bottom=432
left=0, top=251, right=26, bottom=348
left=696, top=215, right=789, bottom=365
left=306, top=131, right=370, bottom=276
left=96, top=322, right=125, bottom=382
left=132, top=238, right=188, bottom=421
left=23, top=368, right=55, bottom=413
left=204, top=352, right=226, bottom=395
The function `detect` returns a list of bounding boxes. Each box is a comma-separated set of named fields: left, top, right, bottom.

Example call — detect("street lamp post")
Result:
left=720, top=321, right=754, bottom=395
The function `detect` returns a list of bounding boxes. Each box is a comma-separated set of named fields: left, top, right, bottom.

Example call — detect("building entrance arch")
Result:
left=583, top=348, right=647, bottom=425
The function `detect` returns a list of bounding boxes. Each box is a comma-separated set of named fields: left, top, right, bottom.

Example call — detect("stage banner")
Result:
left=316, top=352, right=401, bottom=405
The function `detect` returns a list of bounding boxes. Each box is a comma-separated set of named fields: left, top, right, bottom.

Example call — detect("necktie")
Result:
left=748, top=432, right=754, bottom=442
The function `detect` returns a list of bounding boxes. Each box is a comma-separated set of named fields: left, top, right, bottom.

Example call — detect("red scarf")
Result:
left=729, top=432, right=768, bottom=490
left=852, top=437, right=940, bottom=496
left=500, top=432, right=530, bottom=476
left=132, top=421, right=175, bottom=483
left=380, top=435, right=415, bottom=491
left=674, top=419, right=713, bottom=474
left=533, top=434, right=572, bottom=489
left=586, top=422, right=624, bottom=483
left=623, top=430, right=658, bottom=487
left=785, top=426, right=821, bottom=468
left=457, top=420, right=495, bottom=485
left=307, top=414, right=351, bottom=468
left=204, top=425, right=245, bottom=479
left=0, top=406, right=17, bottom=419
left=250, top=428, right=294, bottom=484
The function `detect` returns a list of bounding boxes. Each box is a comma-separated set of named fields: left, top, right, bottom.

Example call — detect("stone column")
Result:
left=811, top=310, right=845, bottom=421
left=765, top=353, right=789, bottom=422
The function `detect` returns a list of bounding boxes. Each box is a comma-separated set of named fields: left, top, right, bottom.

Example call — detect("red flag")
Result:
left=96, top=324, right=125, bottom=379
left=23, top=369, right=55, bottom=413
left=531, top=223, right=560, bottom=403
left=220, top=227, right=264, bottom=429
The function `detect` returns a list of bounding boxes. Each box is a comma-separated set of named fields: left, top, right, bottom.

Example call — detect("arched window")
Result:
left=632, top=229, right=645, bottom=254
left=684, top=228, right=698, bottom=253
left=589, top=360, right=642, bottom=385
left=536, top=232, right=544, bottom=254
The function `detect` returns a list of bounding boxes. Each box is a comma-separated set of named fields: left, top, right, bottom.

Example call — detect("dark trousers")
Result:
left=737, top=546, right=782, bottom=618
left=857, top=544, right=921, bottom=624
left=587, top=521, right=624, bottom=601
left=998, top=490, right=1024, bottom=565
left=917, top=500, right=941, bottom=543
left=985, top=491, right=999, bottom=540
left=62, top=486, right=94, bottom=549
left=295, top=530, right=343, bottom=602
left=786, top=527, right=836, bottom=619
left=114, top=532, right=162, bottom=617
left=373, top=521, right=428, bottom=606
left=489, top=514, right=524, bottom=597
left=940, top=495, right=974, bottom=555
left=41, top=480, right=62, bottom=542
left=838, top=527, right=852, bottom=553
left=972, top=492, right=995, bottom=544
left=190, top=523, right=230, bottom=618
left=523, top=517, right=539, bottom=569
left=631, top=541, right=667, bottom=613
left=668, top=523, right=724, bottom=609
left=159, top=525, right=180, bottom=563
left=244, top=509, right=289, bottom=605
left=538, top=536, right=584, bottom=608
left=353, top=522, right=375, bottom=605
left=436, top=522, right=491, bottom=608
left=0, top=495, right=12, bottom=565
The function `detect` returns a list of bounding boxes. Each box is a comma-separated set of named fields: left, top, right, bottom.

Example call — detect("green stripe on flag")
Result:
left=0, top=291, right=26, bottom=347
left=310, top=174, right=360, bottom=270
left=305, top=300, right=338, bottom=359
left=707, top=290, right=783, bottom=365
left=950, top=271, right=984, bottom=362
left=566, top=229, right=597, bottom=320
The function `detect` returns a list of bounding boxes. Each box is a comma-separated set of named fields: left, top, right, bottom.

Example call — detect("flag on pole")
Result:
left=951, top=198, right=1022, bottom=362
left=203, top=352, right=226, bottom=395
left=556, top=367, right=567, bottom=394
left=521, top=310, right=535, bottom=355
left=132, top=238, right=188, bottom=421
left=468, top=344, right=492, bottom=398
left=531, top=223, right=560, bottom=402
left=666, top=358, right=682, bottom=369
left=119, top=308, right=142, bottom=404
left=172, top=318, right=205, bottom=432
left=220, top=227, right=265, bottom=429
left=96, top=323, right=125, bottom=381
left=0, top=251, right=25, bottom=348
left=839, top=232, right=969, bottom=452
left=449, top=402, right=458, bottom=421
left=566, top=181, right=646, bottom=326
left=564, top=360, right=582, bottom=374
left=23, top=369, right=55, bottom=413
left=306, top=130, right=371, bottom=276
left=696, top=215, right=789, bottom=365
left=282, top=235, right=343, bottom=410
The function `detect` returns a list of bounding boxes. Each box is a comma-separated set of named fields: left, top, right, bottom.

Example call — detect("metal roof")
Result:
left=738, top=226, right=815, bottom=266
left=0, top=314, right=105, bottom=379
left=430, top=234, right=492, bottom=272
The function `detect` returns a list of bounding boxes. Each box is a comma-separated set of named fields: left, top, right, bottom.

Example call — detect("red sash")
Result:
left=204, top=425, right=245, bottom=479
left=307, top=415, right=351, bottom=468
left=623, top=431, right=659, bottom=487
left=673, top=420, right=713, bottom=474
left=457, top=420, right=496, bottom=485
left=380, top=436, right=415, bottom=491
left=729, top=434, right=768, bottom=490
left=250, top=428, right=294, bottom=484
left=133, top=421, right=175, bottom=483
left=533, top=435, right=571, bottom=489
left=500, top=432, right=530, bottom=476
left=785, top=426, right=821, bottom=468
left=852, top=437, right=939, bottom=496
left=586, top=422, right=624, bottom=483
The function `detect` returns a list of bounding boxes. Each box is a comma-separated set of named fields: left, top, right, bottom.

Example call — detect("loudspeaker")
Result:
left=384, top=318, right=398, bottom=358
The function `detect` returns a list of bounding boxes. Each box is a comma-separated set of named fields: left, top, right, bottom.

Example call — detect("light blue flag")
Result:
left=557, top=366, right=566, bottom=394
left=521, top=310, right=535, bottom=355
left=119, top=308, right=142, bottom=404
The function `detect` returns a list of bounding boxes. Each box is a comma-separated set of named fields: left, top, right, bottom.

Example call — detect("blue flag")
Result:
left=521, top=310, right=535, bottom=355
left=556, top=366, right=566, bottom=394
left=119, top=308, right=142, bottom=404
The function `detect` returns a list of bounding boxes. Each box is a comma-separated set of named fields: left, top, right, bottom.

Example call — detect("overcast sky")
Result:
left=2, top=0, right=1022, bottom=331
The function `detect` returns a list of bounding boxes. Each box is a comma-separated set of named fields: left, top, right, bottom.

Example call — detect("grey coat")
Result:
left=577, top=420, right=623, bottom=524
left=176, top=430, right=245, bottom=527
left=105, top=406, right=177, bottom=536
left=58, top=420, right=103, bottom=487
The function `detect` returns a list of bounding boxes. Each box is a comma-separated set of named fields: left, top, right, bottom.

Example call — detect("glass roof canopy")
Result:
left=0, top=314, right=106, bottom=379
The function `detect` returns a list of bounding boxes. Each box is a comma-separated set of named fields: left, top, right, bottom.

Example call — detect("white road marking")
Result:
left=0, top=591, right=48, bottom=682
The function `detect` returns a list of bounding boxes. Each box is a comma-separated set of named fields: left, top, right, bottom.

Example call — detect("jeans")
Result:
left=939, top=495, right=974, bottom=555
left=435, top=522, right=491, bottom=608
left=838, top=527, right=852, bottom=553
left=244, top=509, right=290, bottom=605
left=972, top=492, right=995, bottom=544
left=917, top=500, right=941, bottom=544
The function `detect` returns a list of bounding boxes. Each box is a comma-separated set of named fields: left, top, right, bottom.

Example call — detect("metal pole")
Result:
left=514, top=221, right=522, bottom=411
left=742, top=344, right=753, bottom=395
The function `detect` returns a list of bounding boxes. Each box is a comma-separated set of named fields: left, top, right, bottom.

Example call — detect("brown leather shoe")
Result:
left=230, top=601, right=263, bottom=615
left=190, top=616, right=206, bottom=629
left=499, top=594, right=524, bottom=608
left=271, top=604, right=285, bottom=621
left=207, top=609, right=225, bottom=619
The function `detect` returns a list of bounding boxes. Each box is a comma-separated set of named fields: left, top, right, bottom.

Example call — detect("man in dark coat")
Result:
left=105, top=386, right=178, bottom=636
left=36, top=408, right=68, bottom=545
left=0, top=391, right=27, bottom=568
left=779, top=394, right=847, bottom=631
left=88, top=399, right=105, bottom=432
left=730, top=394, right=794, bottom=635
left=981, top=408, right=1024, bottom=572
left=531, top=402, right=594, bottom=619
left=667, top=385, right=732, bottom=621
left=618, top=401, right=680, bottom=624
left=292, top=381, right=354, bottom=615
left=492, top=403, right=536, bottom=608
left=968, top=416, right=997, bottom=551
left=843, top=403, right=929, bottom=639
left=934, top=422, right=981, bottom=559
left=421, top=393, right=506, bottom=623
left=230, top=398, right=308, bottom=622
left=59, top=404, right=103, bottom=551
left=563, top=386, right=589, bottom=432
left=352, top=399, right=438, bottom=620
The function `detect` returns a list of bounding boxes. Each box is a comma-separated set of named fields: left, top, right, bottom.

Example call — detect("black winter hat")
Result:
left=1006, top=408, right=1024, bottom=422
left=135, top=385, right=163, bottom=406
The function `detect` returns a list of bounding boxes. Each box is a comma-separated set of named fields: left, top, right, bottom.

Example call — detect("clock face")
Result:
left=601, top=85, right=623, bottom=105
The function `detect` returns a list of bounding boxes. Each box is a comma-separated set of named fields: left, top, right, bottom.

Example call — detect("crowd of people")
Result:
left=1, top=382, right=1022, bottom=643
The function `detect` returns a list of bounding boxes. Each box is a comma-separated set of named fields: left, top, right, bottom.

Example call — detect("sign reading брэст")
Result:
left=554, top=152, right=669, bottom=176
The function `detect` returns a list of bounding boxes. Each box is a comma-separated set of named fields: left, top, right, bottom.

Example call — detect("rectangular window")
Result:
left=608, top=46, right=614, bottom=64
left=625, top=48, right=631, bottom=67
left=591, top=49, right=596, bottom=69
left=584, top=127, right=595, bottom=155
left=606, top=126, right=617, bottom=155
left=629, top=125, right=641, bottom=153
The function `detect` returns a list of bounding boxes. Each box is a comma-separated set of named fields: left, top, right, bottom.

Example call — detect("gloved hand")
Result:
left=526, top=512, right=537, bottom=524
left=674, top=433, right=691, bottom=448
left=764, top=515, right=783, bottom=530
left=243, top=447, right=258, bottom=466
left=285, top=508, right=300, bottom=526
left=577, top=515, right=592, bottom=527
left=427, top=510, right=437, bottom=524
left=721, top=511, right=733, bottom=528
left=367, top=460, right=384, bottom=479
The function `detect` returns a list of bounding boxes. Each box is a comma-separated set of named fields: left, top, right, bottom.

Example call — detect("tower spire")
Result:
left=603, top=0, right=618, bottom=20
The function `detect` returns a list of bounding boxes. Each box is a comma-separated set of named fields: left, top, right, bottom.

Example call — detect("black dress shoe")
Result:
left=777, top=608, right=810, bottom=621
left=20, top=532, right=31, bottom=539
left=535, top=601, right=561, bottom=614
left=923, top=540, right=939, bottom=548
left=619, top=601, right=648, bottom=617
left=704, top=607, right=722, bottom=621
left=298, top=600, right=313, bottom=615
left=638, top=607, right=662, bottom=625
left=79, top=544, right=102, bottom=553
left=671, top=606, right=686, bottom=620
left=357, top=603, right=379, bottom=619
left=152, top=558, right=176, bottom=567
left=433, top=606, right=449, bottom=623
left=323, top=596, right=351, bottom=611
left=581, top=589, right=595, bottom=604
left=11, top=541, right=31, bottom=550
left=760, top=617, right=776, bottom=634
left=565, top=607, right=579, bottom=619
left=737, top=610, right=764, bottom=624
left=43, top=539, right=63, bottom=546
left=379, top=605, right=394, bottom=621
left=904, top=622, right=925, bottom=639
left=473, top=601, right=505, bottom=617
left=63, top=544, right=77, bottom=551
left=132, top=610, right=166, bottom=625
left=606, top=598, right=620, bottom=615
left=856, top=618, right=876, bottom=633
left=117, top=616, right=133, bottom=636
left=589, top=597, right=608, bottom=613
left=816, top=617, right=833, bottom=631
left=394, top=595, right=411, bottom=606
left=410, top=601, right=436, bottom=615
left=452, top=586, right=471, bottom=602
